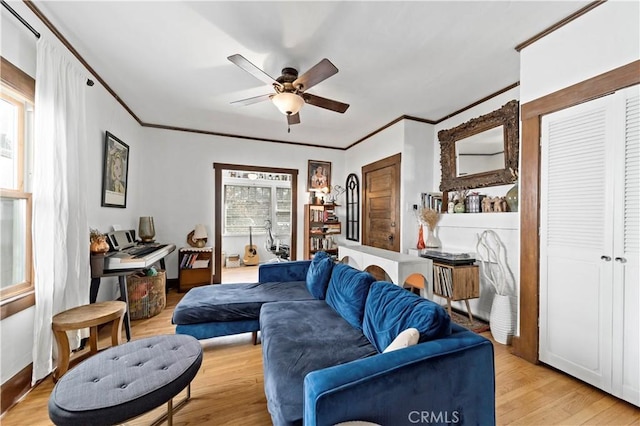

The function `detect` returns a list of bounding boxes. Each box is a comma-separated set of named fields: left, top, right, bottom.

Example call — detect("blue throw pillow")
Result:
left=325, top=263, right=376, bottom=330
left=362, top=281, right=452, bottom=353
left=305, top=251, right=334, bottom=299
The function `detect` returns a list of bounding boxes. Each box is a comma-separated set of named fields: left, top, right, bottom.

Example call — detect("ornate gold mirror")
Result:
left=439, top=100, right=519, bottom=191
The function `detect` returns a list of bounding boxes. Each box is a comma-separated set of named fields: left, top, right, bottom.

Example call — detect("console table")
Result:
left=338, top=245, right=433, bottom=298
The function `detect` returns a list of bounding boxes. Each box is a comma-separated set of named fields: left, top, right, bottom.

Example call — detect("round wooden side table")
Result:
left=51, top=300, right=126, bottom=381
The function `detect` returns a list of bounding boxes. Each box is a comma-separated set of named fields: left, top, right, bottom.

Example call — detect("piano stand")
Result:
left=90, top=257, right=167, bottom=342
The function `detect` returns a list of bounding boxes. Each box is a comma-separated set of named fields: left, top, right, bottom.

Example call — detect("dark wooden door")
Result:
left=362, top=153, right=401, bottom=252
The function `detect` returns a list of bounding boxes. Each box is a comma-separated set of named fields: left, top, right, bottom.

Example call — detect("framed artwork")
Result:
left=307, top=160, right=331, bottom=191
left=101, top=131, right=129, bottom=208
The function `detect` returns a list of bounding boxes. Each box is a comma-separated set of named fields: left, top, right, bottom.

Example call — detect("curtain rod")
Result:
left=1, top=0, right=94, bottom=86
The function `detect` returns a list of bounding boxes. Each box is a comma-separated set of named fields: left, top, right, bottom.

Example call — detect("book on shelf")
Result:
left=192, top=259, right=210, bottom=269
left=309, top=236, right=336, bottom=251
left=180, top=253, right=210, bottom=269
left=421, top=192, right=443, bottom=212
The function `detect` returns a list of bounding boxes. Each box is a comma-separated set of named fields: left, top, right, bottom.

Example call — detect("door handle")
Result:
left=388, top=235, right=394, bottom=241
left=600, top=255, right=612, bottom=261
left=615, top=257, right=627, bottom=263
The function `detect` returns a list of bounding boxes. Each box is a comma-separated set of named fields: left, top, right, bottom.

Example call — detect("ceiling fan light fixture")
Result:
left=272, top=92, right=304, bottom=116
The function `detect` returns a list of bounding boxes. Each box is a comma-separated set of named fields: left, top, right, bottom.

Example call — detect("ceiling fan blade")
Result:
left=228, top=54, right=283, bottom=88
left=287, top=113, right=301, bottom=125
left=293, top=58, right=338, bottom=91
left=302, top=93, right=349, bottom=113
left=230, top=93, right=273, bottom=106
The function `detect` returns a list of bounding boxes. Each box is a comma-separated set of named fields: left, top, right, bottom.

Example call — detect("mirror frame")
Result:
left=438, top=99, right=519, bottom=191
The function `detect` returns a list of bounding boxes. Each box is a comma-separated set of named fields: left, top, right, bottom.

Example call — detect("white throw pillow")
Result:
left=382, top=328, right=420, bottom=353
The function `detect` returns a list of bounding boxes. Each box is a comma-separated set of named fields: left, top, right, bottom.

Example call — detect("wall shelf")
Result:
left=438, top=212, right=519, bottom=230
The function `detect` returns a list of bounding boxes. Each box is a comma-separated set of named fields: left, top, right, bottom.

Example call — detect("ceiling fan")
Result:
left=228, top=54, right=349, bottom=132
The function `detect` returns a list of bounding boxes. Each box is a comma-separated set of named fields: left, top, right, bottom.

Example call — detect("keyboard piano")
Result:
left=104, top=242, right=176, bottom=270
left=97, top=229, right=176, bottom=271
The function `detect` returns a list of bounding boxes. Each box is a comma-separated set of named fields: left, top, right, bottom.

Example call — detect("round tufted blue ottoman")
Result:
left=48, top=334, right=202, bottom=426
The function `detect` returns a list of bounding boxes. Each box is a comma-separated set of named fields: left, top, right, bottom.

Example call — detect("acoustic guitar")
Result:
left=243, top=226, right=260, bottom=266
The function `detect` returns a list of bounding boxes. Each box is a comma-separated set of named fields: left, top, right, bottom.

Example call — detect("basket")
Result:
left=126, top=270, right=166, bottom=320
left=226, top=254, right=241, bottom=268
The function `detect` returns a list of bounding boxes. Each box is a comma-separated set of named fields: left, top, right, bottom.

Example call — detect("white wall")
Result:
left=520, top=0, right=639, bottom=104
left=136, top=127, right=345, bottom=277
left=430, top=86, right=521, bottom=321
left=343, top=120, right=435, bottom=255
left=1, top=2, right=141, bottom=385
left=402, top=120, right=436, bottom=253
left=516, top=0, right=639, bottom=335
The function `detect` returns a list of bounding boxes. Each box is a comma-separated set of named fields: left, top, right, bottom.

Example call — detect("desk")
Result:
left=338, top=245, right=433, bottom=298
left=89, top=244, right=175, bottom=341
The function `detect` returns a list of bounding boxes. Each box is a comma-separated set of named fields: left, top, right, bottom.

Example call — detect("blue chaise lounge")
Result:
left=172, top=252, right=334, bottom=341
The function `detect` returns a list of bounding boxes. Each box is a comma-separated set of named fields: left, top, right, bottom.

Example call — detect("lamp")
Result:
left=272, top=92, right=304, bottom=116
left=138, top=217, right=155, bottom=243
left=191, top=224, right=208, bottom=248
left=327, top=184, right=346, bottom=204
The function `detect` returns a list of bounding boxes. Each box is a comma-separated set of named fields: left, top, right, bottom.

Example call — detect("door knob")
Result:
left=600, top=255, right=612, bottom=261
left=615, top=257, right=627, bottom=263
left=388, top=235, right=394, bottom=241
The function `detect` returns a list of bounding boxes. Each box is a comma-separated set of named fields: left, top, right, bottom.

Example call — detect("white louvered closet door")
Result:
left=612, top=87, right=639, bottom=405
left=540, top=85, right=639, bottom=406
left=540, top=94, right=615, bottom=393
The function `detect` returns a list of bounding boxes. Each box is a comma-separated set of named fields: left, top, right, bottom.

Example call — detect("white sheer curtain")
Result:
left=32, top=37, right=90, bottom=383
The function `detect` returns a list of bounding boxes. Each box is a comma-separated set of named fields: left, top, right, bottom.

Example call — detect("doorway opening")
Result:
left=213, top=163, right=298, bottom=284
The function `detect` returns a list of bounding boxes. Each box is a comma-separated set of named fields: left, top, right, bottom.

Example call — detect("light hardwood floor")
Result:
left=2, top=272, right=639, bottom=425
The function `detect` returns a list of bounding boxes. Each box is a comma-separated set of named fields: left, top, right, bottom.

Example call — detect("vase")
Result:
left=490, top=294, right=515, bottom=345
left=506, top=180, right=519, bottom=212
left=139, top=216, right=155, bottom=242
left=425, top=227, right=440, bottom=248
left=417, top=224, right=426, bottom=249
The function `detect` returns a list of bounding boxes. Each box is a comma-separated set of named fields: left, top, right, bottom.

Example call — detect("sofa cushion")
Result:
left=171, top=281, right=313, bottom=325
left=305, top=251, right=335, bottom=299
left=325, top=263, right=376, bottom=330
left=382, top=327, right=419, bottom=353
left=363, top=281, right=451, bottom=353
left=260, top=300, right=377, bottom=426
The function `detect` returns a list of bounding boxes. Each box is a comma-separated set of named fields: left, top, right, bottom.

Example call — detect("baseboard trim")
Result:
left=1, top=363, right=33, bottom=416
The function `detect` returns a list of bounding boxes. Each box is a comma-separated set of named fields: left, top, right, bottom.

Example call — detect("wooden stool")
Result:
left=51, top=300, right=126, bottom=381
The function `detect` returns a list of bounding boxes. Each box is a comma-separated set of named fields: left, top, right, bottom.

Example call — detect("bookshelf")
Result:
left=432, top=262, right=479, bottom=322
left=304, top=204, right=341, bottom=260
left=178, top=247, right=213, bottom=292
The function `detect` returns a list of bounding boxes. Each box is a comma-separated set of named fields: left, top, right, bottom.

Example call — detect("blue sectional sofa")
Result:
left=173, top=252, right=495, bottom=425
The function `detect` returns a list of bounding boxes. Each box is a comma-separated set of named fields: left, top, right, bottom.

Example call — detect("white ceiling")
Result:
left=34, top=1, right=590, bottom=149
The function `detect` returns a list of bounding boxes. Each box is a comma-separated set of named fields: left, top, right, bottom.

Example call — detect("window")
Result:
left=224, top=185, right=272, bottom=235
left=223, top=175, right=292, bottom=236
left=275, top=187, right=291, bottom=235
left=1, top=57, right=35, bottom=318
